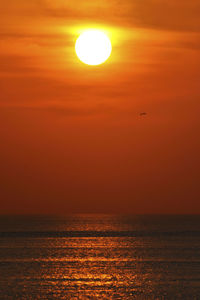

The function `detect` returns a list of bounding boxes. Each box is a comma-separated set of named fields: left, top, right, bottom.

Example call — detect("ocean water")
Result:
left=0, top=215, right=200, bottom=299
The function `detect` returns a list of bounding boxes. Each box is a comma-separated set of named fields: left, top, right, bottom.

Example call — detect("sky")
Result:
left=0, top=0, right=200, bottom=214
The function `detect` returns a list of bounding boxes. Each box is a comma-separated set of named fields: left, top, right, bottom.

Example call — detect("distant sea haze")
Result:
left=0, top=215, right=200, bottom=299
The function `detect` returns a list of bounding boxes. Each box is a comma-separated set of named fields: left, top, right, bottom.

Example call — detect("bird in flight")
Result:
left=139, top=112, right=147, bottom=116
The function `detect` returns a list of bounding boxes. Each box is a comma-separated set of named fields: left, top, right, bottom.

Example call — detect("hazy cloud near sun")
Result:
left=1, top=0, right=200, bottom=33
left=42, top=0, right=200, bottom=32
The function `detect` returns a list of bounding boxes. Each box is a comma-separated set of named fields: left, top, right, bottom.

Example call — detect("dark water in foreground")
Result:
left=0, top=215, right=200, bottom=299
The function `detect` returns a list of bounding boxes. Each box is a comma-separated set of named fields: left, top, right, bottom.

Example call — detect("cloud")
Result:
left=41, top=0, right=200, bottom=32
left=0, top=102, right=116, bottom=118
left=1, top=0, right=200, bottom=33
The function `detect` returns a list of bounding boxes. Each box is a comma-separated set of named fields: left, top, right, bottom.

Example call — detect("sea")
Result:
left=0, top=215, right=200, bottom=299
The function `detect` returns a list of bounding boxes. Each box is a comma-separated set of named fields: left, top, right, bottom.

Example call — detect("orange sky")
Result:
left=0, top=0, right=200, bottom=214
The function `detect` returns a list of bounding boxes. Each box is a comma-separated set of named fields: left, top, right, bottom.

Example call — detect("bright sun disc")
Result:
left=75, top=30, right=112, bottom=66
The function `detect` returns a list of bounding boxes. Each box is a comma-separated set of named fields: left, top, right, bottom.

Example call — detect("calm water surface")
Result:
left=0, top=215, right=200, bottom=299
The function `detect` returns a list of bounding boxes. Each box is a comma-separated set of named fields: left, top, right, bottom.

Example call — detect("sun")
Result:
left=75, top=30, right=112, bottom=66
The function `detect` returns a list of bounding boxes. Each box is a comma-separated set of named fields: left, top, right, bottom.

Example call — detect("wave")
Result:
left=0, top=230, right=200, bottom=238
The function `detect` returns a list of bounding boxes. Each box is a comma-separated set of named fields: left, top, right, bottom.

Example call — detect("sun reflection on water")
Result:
left=1, top=215, right=200, bottom=299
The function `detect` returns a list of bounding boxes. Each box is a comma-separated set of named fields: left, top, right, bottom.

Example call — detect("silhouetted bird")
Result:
left=139, top=112, right=147, bottom=116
